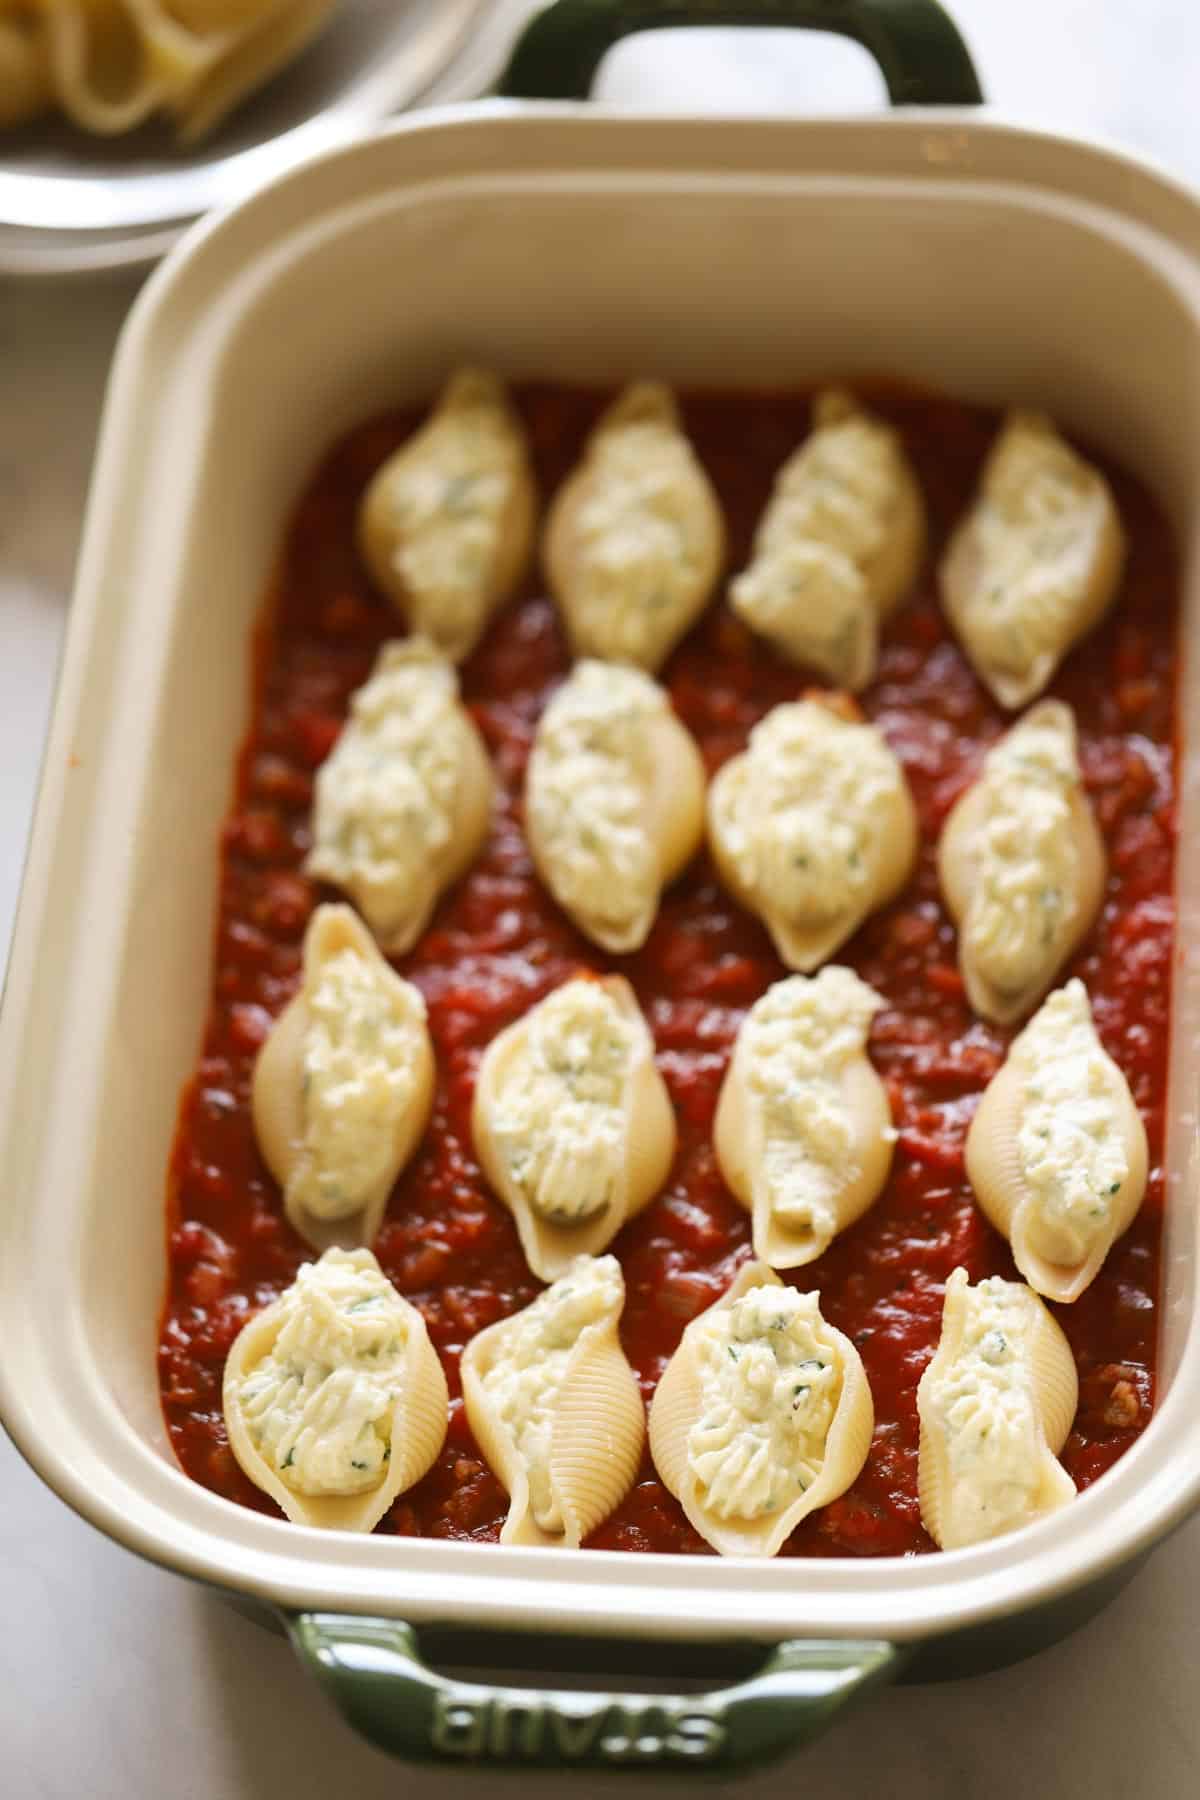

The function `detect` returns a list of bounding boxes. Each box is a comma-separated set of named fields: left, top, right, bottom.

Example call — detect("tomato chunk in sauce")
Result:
left=160, top=383, right=1176, bottom=1556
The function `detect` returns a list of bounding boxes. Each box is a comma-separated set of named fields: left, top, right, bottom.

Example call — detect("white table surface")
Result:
left=3, top=4, right=1199, bottom=1795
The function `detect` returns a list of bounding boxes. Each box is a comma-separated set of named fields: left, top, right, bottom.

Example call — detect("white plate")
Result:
left=0, top=0, right=495, bottom=276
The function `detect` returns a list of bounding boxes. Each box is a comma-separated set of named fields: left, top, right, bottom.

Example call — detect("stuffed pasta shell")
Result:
left=917, top=1268, right=1077, bottom=1550
left=305, top=636, right=493, bottom=954
left=460, top=1254, right=643, bottom=1548
left=714, top=968, right=893, bottom=1269
left=223, top=1247, right=448, bottom=1532
left=939, top=700, right=1105, bottom=1024
left=525, top=659, right=705, bottom=953
left=471, top=975, right=675, bottom=1282
left=730, top=388, right=925, bottom=690
left=648, top=1262, right=873, bottom=1557
left=966, top=981, right=1147, bottom=1303
left=543, top=382, right=725, bottom=671
left=252, top=905, right=434, bottom=1253
left=707, top=694, right=917, bottom=970
left=940, top=411, right=1126, bottom=709
left=359, top=369, right=536, bottom=661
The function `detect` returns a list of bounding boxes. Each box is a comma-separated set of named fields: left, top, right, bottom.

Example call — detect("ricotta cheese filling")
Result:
left=569, top=399, right=712, bottom=662
left=731, top=391, right=911, bottom=663
left=1010, top=981, right=1130, bottom=1267
left=236, top=1249, right=410, bottom=1498
left=527, top=661, right=664, bottom=942
left=686, top=1285, right=842, bottom=1521
left=964, top=707, right=1081, bottom=994
left=489, top=980, right=638, bottom=1225
left=955, top=414, right=1114, bottom=692
left=293, top=945, right=426, bottom=1221
left=741, top=968, right=884, bottom=1239
left=375, top=374, right=524, bottom=649
left=732, top=538, right=869, bottom=676
left=479, top=1255, right=624, bottom=1533
left=924, top=1274, right=1045, bottom=1547
left=306, top=640, right=462, bottom=940
left=717, top=701, right=903, bottom=925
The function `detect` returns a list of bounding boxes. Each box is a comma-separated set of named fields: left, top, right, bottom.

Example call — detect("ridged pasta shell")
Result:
left=460, top=1259, right=644, bottom=1548
left=966, top=986, right=1148, bottom=1302
left=0, top=10, right=50, bottom=129
left=707, top=693, right=917, bottom=971
left=305, top=637, right=494, bottom=954
left=358, top=368, right=537, bottom=661
left=471, top=975, right=675, bottom=1281
left=648, top=1261, right=874, bottom=1557
left=714, top=969, right=893, bottom=1269
left=171, top=1, right=339, bottom=142
left=543, top=382, right=725, bottom=672
left=35, top=3, right=167, bottom=134
left=29, top=0, right=338, bottom=141
left=252, top=904, right=434, bottom=1252
left=940, top=411, right=1126, bottom=710
left=939, top=700, right=1105, bottom=1025
left=525, top=660, right=706, bottom=953
left=730, top=389, right=926, bottom=691
left=222, top=1249, right=448, bottom=1532
left=917, top=1268, right=1078, bottom=1551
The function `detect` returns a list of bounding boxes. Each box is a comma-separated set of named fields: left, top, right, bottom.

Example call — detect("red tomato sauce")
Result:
left=160, top=383, right=1176, bottom=1556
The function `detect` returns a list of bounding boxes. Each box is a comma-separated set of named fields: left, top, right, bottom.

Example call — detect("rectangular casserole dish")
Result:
left=3, top=0, right=1200, bottom=1772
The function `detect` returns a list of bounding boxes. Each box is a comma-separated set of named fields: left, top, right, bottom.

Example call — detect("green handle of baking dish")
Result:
left=498, top=0, right=983, bottom=105
left=289, top=1614, right=901, bottom=1771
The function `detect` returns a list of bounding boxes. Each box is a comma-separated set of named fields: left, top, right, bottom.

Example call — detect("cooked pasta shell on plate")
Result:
left=648, top=1261, right=873, bottom=1557
left=966, top=980, right=1147, bottom=1303
left=252, top=904, right=434, bottom=1253
left=305, top=636, right=494, bottom=954
left=543, top=382, right=725, bottom=671
left=5, top=0, right=338, bottom=141
left=359, top=368, right=537, bottom=661
left=460, top=1254, right=644, bottom=1548
left=525, top=659, right=706, bottom=953
left=148, top=0, right=340, bottom=143
left=938, top=699, right=1105, bottom=1024
left=940, top=411, right=1126, bottom=709
left=0, top=6, right=50, bottom=128
left=223, top=1247, right=448, bottom=1532
left=714, top=968, right=893, bottom=1270
left=730, top=388, right=926, bottom=690
left=707, top=693, right=917, bottom=971
left=471, top=975, right=675, bottom=1282
left=917, top=1267, right=1078, bottom=1550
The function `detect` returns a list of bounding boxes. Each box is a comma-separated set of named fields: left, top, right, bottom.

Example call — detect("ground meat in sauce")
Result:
left=159, top=382, right=1175, bottom=1557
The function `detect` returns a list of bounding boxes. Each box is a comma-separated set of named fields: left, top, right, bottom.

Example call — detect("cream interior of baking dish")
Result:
left=3, top=107, right=1200, bottom=1644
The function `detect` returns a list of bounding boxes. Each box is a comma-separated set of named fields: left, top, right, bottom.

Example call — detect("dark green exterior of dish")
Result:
left=498, top=0, right=984, bottom=107
left=269, top=1552, right=1149, bottom=1770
